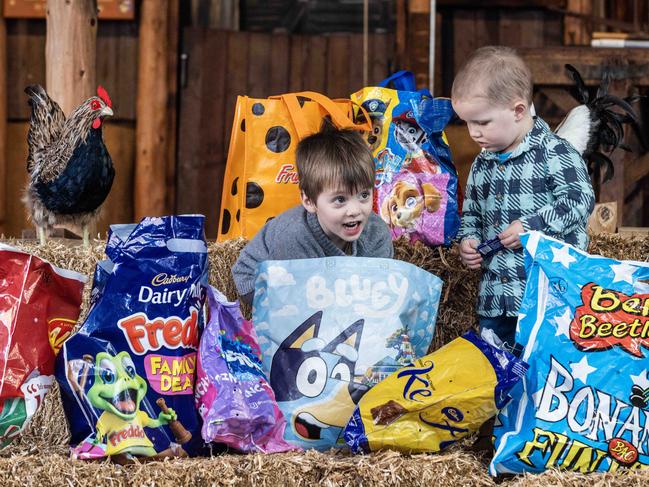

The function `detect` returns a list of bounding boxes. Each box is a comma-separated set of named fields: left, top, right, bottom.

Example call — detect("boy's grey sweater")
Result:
left=232, top=205, right=394, bottom=304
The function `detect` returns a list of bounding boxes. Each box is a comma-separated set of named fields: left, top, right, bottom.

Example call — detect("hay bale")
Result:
left=1, top=235, right=649, bottom=486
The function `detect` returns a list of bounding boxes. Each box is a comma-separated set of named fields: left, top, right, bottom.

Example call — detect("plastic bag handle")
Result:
left=378, top=70, right=433, bottom=97
left=378, top=70, right=417, bottom=91
left=274, top=91, right=371, bottom=139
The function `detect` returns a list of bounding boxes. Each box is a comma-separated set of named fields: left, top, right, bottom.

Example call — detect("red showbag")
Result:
left=0, top=244, right=86, bottom=399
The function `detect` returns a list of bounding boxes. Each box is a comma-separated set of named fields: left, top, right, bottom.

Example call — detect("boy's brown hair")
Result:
left=452, top=45, right=533, bottom=106
left=296, top=119, right=375, bottom=202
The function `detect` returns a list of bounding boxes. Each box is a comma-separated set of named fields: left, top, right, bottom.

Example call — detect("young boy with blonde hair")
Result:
left=452, top=46, right=595, bottom=350
left=232, top=122, right=394, bottom=305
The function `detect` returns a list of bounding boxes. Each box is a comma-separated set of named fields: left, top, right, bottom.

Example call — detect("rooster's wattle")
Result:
left=23, top=85, right=115, bottom=246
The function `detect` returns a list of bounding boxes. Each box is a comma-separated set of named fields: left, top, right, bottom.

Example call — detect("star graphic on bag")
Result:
left=569, top=356, right=597, bottom=384
left=630, top=370, right=649, bottom=389
left=610, top=262, right=637, bottom=284
left=553, top=307, right=572, bottom=338
left=551, top=245, right=576, bottom=268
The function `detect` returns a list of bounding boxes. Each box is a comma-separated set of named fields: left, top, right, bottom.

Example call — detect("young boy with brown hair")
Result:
left=452, top=46, right=595, bottom=350
left=232, top=122, right=394, bottom=305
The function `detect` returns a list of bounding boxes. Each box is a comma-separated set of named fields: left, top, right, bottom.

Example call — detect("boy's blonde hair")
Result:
left=452, top=46, right=533, bottom=106
left=296, top=119, right=375, bottom=202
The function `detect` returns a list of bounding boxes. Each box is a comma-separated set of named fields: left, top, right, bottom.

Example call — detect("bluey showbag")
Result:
left=252, top=256, right=442, bottom=450
left=491, top=232, right=649, bottom=475
left=352, top=71, right=460, bottom=246
left=55, top=216, right=208, bottom=460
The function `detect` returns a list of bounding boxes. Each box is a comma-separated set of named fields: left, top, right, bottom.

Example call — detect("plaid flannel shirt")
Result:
left=459, top=117, right=595, bottom=318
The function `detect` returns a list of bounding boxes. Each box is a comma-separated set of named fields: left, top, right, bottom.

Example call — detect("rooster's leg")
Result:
left=38, top=226, right=46, bottom=246
left=82, top=225, right=89, bottom=248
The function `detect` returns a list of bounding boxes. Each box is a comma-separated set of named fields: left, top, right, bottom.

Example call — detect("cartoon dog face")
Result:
left=270, top=311, right=368, bottom=448
left=394, top=118, right=427, bottom=153
left=363, top=117, right=384, bottom=152
left=380, top=180, right=442, bottom=229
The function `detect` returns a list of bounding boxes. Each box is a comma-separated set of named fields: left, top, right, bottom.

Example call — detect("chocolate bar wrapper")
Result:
left=344, top=331, right=527, bottom=454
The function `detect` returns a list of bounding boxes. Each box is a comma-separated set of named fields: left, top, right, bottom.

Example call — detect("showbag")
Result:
left=252, top=256, right=442, bottom=450
left=217, top=92, right=370, bottom=241
left=195, top=286, right=295, bottom=453
left=490, top=232, right=649, bottom=475
left=352, top=71, right=460, bottom=246
left=344, top=331, right=527, bottom=454
left=0, top=244, right=86, bottom=449
left=55, top=216, right=208, bottom=460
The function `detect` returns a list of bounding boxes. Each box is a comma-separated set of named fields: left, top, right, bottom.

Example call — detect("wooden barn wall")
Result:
left=3, top=19, right=138, bottom=238
left=177, top=29, right=394, bottom=239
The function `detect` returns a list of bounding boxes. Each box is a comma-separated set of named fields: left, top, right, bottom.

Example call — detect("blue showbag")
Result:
left=252, top=256, right=442, bottom=450
left=491, top=232, right=649, bottom=475
left=55, top=216, right=208, bottom=460
left=352, top=71, right=460, bottom=246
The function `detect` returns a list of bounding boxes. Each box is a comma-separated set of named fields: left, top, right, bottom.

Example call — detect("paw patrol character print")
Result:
left=269, top=311, right=369, bottom=448
left=380, top=179, right=442, bottom=230
left=357, top=99, right=390, bottom=153
left=393, top=110, right=440, bottom=174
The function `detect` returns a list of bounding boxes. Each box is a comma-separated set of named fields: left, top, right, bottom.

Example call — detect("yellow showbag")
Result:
left=343, top=332, right=527, bottom=453
left=217, top=92, right=371, bottom=241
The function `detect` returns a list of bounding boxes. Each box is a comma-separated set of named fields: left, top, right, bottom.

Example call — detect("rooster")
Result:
left=23, top=85, right=115, bottom=247
left=554, top=64, right=640, bottom=197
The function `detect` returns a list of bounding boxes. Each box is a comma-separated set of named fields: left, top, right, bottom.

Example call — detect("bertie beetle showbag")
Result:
left=253, top=256, right=442, bottom=450
left=352, top=71, right=460, bottom=246
left=55, top=216, right=208, bottom=460
left=490, top=232, right=649, bottom=475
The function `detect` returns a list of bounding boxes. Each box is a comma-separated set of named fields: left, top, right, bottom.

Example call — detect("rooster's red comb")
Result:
left=97, top=85, right=112, bottom=108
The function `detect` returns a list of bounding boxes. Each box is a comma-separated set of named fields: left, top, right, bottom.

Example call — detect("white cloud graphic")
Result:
left=274, top=304, right=298, bottom=316
left=267, top=266, right=296, bottom=287
left=254, top=321, right=270, bottom=331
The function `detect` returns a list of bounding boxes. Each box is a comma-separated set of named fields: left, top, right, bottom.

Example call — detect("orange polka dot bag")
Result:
left=217, top=92, right=371, bottom=241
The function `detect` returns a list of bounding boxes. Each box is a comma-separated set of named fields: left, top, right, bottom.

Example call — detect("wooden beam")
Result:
left=0, top=2, right=6, bottom=235
left=45, top=0, right=97, bottom=115
left=135, top=0, right=170, bottom=219
left=519, top=47, right=649, bottom=86
left=564, top=0, right=591, bottom=46
left=166, top=0, right=179, bottom=214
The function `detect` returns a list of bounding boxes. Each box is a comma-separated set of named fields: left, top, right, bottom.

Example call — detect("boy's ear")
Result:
left=301, top=191, right=317, bottom=213
left=513, top=100, right=529, bottom=121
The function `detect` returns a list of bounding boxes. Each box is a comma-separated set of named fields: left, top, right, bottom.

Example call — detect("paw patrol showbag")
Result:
left=352, top=71, right=460, bottom=246
left=252, top=256, right=442, bottom=450
left=490, top=232, right=649, bottom=475
left=217, top=92, right=370, bottom=242
left=55, top=216, right=208, bottom=460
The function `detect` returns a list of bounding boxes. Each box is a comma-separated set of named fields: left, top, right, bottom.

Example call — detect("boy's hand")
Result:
left=459, top=239, right=483, bottom=269
left=499, top=220, right=524, bottom=249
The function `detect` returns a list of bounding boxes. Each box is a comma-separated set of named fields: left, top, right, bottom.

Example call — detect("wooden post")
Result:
left=135, top=0, right=170, bottom=219
left=564, top=0, right=591, bottom=46
left=45, top=0, right=98, bottom=115
left=0, top=2, right=6, bottom=236
left=166, top=0, right=179, bottom=214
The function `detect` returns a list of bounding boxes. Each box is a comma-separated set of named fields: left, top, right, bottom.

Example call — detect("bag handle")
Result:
left=274, top=91, right=371, bottom=139
left=378, top=70, right=416, bottom=91
left=378, top=70, right=433, bottom=97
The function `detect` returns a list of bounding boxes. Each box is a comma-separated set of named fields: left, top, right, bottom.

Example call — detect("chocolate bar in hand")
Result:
left=477, top=237, right=505, bottom=258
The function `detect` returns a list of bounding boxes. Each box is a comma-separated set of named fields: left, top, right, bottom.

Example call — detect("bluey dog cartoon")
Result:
left=270, top=311, right=368, bottom=449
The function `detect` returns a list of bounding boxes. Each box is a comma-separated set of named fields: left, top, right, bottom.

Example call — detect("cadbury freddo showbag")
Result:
left=55, top=216, right=208, bottom=460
